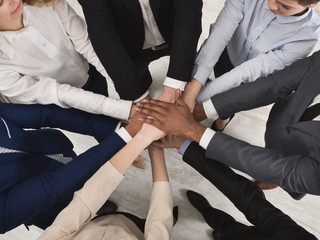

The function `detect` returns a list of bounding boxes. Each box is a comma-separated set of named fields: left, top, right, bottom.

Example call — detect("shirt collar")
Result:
left=0, top=5, right=30, bottom=59
left=263, top=1, right=312, bottom=24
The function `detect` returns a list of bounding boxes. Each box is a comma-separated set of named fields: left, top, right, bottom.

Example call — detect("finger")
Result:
left=144, top=117, right=162, bottom=129
left=166, top=134, right=173, bottom=143
left=137, top=102, right=167, bottom=116
left=139, top=108, right=165, bottom=121
left=148, top=99, right=172, bottom=107
left=151, top=141, right=166, bottom=149
left=175, top=90, right=185, bottom=106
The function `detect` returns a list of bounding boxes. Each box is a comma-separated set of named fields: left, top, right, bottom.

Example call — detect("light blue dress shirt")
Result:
left=193, top=0, right=320, bottom=103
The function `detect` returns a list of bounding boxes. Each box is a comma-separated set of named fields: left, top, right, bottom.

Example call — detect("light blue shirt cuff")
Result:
left=116, top=127, right=132, bottom=144
left=192, top=65, right=212, bottom=86
left=203, top=100, right=219, bottom=120
left=199, top=128, right=215, bottom=150
left=163, top=77, right=187, bottom=91
left=178, top=139, right=193, bottom=155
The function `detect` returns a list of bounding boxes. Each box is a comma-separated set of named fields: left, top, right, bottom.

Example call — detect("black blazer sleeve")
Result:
left=78, top=0, right=145, bottom=100
left=164, top=0, right=202, bottom=82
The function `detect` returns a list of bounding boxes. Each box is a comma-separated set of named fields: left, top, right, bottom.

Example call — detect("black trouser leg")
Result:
left=83, top=64, right=109, bottom=142
left=213, top=48, right=234, bottom=78
left=213, top=48, right=234, bottom=120
left=201, top=204, right=247, bottom=234
left=132, top=47, right=171, bottom=98
left=83, top=64, right=108, bottom=97
left=183, top=142, right=317, bottom=240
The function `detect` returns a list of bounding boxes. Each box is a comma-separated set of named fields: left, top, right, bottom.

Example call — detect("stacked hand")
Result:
left=136, top=89, right=206, bottom=143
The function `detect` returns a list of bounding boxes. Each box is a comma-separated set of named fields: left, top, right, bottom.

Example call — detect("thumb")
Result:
left=175, top=89, right=184, bottom=105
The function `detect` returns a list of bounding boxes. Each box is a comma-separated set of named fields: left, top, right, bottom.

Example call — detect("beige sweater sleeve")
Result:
left=145, top=181, right=173, bottom=240
left=38, top=161, right=124, bottom=240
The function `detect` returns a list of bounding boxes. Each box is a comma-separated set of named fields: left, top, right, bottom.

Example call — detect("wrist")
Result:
left=185, top=122, right=206, bottom=143
left=135, top=131, right=156, bottom=146
left=184, top=78, right=202, bottom=99
left=129, top=103, right=136, bottom=119
left=162, top=85, right=176, bottom=95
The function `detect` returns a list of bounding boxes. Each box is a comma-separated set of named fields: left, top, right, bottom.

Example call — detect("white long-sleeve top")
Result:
left=0, top=0, right=132, bottom=120
left=38, top=161, right=173, bottom=240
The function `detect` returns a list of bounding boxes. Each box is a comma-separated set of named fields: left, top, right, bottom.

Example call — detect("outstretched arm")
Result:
left=145, top=146, right=173, bottom=240
left=0, top=103, right=119, bottom=139
left=39, top=120, right=165, bottom=239
left=137, top=93, right=320, bottom=195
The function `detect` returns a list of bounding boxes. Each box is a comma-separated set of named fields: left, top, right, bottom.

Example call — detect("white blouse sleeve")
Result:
left=0, top=68, right=132, bottom=120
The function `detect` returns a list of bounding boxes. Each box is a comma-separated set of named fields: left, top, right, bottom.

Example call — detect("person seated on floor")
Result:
left=0, top=102, right=142, bottom=233
left=137, top=52, right=320, bottom=200
left=0, top=0, right=135, bottom=121
left=77, top=0, right=203, bottom=104
left=151, top=136, right=317, bottom=239
left=183, top=0, right=320, bottom=131
left=39, top=124, right=176, bottom=240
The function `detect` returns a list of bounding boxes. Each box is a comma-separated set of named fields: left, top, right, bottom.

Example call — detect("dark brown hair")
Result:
left=297, top=0, right=320, bottom=6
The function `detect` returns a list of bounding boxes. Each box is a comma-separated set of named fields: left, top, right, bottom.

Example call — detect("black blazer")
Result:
left=205, top=51, right=320, bottom=196
left=78, top=0, right=202, bottom=99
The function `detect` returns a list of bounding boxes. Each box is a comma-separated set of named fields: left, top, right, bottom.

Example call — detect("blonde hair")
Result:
left=22, top=0, right=55, bottom=7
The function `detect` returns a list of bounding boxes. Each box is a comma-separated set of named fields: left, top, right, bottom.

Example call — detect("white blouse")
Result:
left=0, top=0, right=132, bottom=120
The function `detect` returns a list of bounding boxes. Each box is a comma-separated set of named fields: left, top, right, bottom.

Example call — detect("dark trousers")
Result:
left=183, top=142, right=317, bottom=240
left=132, top=46, right=171, bottom=98
left=83, top=64, right=109, bottom=97
left=214, top=48, right=234, bottom=79
left=214, top=48, right=234, bottom=120
left=83, top=64, right=109, bottom=142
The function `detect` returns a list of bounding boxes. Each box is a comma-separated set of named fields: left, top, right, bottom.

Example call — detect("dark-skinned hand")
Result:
left=136, top=90, right=206, bottom=143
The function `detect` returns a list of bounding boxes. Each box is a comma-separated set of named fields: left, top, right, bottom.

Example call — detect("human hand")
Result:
left=158, top=86, right=176, bottom=142
left=137, top=122, right=166, bottom=142
left=137, top=90, right=206, bottom=143
left=129, top=103, right=137, bottom=119
left=182, top=78, right=203, bottom=112
left=125, top=109, right=146, bottom=138
left=158, top=85, right=176, bottom=103
left=193, top=102, right=207, bottom=122
left=152, top=135, right=186, bottom=150
left=129, top=95, right=151, bottom=119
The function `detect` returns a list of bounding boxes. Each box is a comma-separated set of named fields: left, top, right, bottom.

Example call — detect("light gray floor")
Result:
left=1, top=0, right=320, bottom=239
